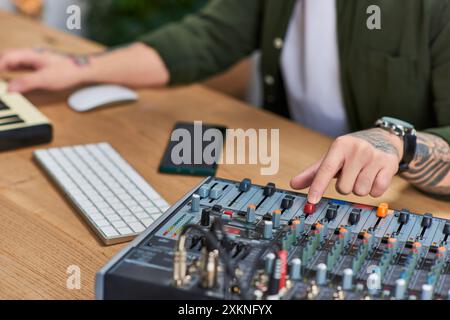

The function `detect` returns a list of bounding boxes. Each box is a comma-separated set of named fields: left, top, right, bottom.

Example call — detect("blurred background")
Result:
left=0, top=0, right=262, bottom=106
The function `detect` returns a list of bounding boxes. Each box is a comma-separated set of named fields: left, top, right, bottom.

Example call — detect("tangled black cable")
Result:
left=179, top=218, right=239, bottom=299
left=179, top=218, right=288, bottom=300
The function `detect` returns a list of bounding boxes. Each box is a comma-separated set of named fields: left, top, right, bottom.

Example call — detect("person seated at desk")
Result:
left=0, top=0, right=449, bottom=204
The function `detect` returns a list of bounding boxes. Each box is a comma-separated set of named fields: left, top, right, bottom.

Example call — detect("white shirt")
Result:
left=281, top=0, right=349, bottom=137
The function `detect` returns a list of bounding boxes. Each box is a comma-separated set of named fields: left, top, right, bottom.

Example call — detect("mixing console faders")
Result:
left=96, top=177, right=450, bottom=300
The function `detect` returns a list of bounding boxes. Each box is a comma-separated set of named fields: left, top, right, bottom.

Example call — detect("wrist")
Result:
left=374, top=117, right=417, bottom=169
left=375, top=128, right=405, bottom=161
left=76, top=64, right=94, bottom=84
left=78, top=56, right=101, bottom=83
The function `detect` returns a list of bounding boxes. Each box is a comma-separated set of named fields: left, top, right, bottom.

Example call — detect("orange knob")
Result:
left=377, top=203, right=389, bottom=218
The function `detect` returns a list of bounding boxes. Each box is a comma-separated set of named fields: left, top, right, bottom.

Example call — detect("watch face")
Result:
left=382, top=117, right=414, bottom=129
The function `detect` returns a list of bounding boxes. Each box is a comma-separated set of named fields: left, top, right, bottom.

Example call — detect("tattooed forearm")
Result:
left=401, top=133, right=450, bottom=195
left=350, top=128, right=400, bottom=157
left=33, top=44, right=130, bottom=67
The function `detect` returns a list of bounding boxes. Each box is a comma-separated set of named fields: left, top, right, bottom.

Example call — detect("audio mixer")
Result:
left=96, top=177, right=450, bottom=300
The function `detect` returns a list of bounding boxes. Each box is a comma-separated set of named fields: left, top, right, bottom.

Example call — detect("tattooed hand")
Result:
left=0, top=43, right=169, bottom=93
left=0, top=47, right=90, bottom=92
left=290, top=128, right=404, bottom=204
left=401, top=133, right=450, bottom=195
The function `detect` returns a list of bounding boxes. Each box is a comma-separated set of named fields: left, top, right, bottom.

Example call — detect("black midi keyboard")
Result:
left=96, top=177, right=450, bottom=300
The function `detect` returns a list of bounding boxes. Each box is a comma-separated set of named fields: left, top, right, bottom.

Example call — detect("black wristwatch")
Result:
left=374, top=117, right=417, bottom=172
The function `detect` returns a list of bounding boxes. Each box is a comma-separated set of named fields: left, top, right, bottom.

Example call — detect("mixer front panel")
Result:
left=97, top=177, right=450, bottom=300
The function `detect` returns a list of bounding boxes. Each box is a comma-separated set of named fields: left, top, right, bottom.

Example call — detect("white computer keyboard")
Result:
left=34, top=142, right=170, bottom=245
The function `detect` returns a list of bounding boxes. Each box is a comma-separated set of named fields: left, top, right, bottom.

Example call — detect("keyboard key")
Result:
left=117, top=227, right=133, bottom=235
left=130, top=206, right=144, bottom=213
left=145, top=207, right=160, bottom=215
left=101, top=226, right=119, bottom=237
left=112, top=221, right=127, bottom=229
left=123, top=216, right=138, bottom=224
left=95, top=219, right=110, bottom=227
left=128, top=222, right=145, bottom=233
left=141, top=218, right=153, bottom=227
left=152, top=214, right=162, bottom=220
left=135, top=212, right=149, bottom=219
left=154, top=199, right=169, bottom=207
left=89, top=213, right=104, bottom=221
left=106, top=214, right=122, bottom=222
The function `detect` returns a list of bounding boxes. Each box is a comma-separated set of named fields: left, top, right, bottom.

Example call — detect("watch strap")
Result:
left=399, top=133, right=417, bottom=171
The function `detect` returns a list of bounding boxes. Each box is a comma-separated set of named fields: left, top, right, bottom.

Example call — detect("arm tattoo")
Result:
left=401, top=133, right=450, bottom=195
left=350, top=128, right=400, bottom=157
left=33, top=44, right=130, bottom=67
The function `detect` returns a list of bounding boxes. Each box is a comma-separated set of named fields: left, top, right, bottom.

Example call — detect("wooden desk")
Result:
left=0, top=11, right=448, bottom=300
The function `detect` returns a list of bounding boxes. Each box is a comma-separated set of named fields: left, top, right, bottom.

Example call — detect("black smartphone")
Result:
left=158, top=122, right=227, bottom=176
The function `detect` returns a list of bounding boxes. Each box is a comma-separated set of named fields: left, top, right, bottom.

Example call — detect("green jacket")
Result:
left=141, top=0, right=450, bottom=144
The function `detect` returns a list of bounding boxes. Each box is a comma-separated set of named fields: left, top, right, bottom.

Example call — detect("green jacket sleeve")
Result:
left=139, top=0, right=263, bottom=85
left=424, top=0, right=450, bottom=144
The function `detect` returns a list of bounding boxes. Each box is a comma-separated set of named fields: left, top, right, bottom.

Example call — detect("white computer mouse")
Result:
left=68, top=84, right=138, bottom=112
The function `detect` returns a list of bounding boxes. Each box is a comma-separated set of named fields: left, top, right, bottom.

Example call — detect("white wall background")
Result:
left=0, top=0, right=86, bottom=35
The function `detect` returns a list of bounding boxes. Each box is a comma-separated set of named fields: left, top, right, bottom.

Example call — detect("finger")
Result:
left=353, top=164, right=382, bottom=196
left=8, top=72, right=45, bottom=93
left=0, top=49, right=44, bottom=71
left=335, top=158, right=366, bottom=195
left=370, top=167, right=395, bottom=198
left=308, top=149, right=344, bottom=204
left=290, top=158, right=323, bottom=190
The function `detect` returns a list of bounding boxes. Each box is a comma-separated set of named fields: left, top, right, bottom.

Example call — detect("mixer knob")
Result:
left=443, top=222, right=450, bottom=235
left=263, top=182, right=276, bottom=197
left=348, top=209, right=361, bottom=225
left=292, top=218, right=304, bottom=236
left=325, top=205, right=338, bottom=221
left=342, top=268, right=353, bottom=290
left=209, top=186, right=222, bottom=200
left=239, top=178, right=252, bottom=192
left=367, top=273, right=380, bottom=296
left=377, top=203, right=389, bottom=218
left=394, top=278, right=406, bottom=300
left=272, top=209, right=281, bottom=229
left=290, top=258, right=302, bottom=280
left=421, top=213, right=433, bottom=229
left=264, top=252, right=276, bottom=274
left=246, top=204, right=256, bottom=223
left=421, top=284, right=433, bottom=300
left=304, top=202, right=316, bottom=215
left=201, top=208, right=211, bottom=226
left=263, top=221, right=273, bottom=239
left=198, top=185, right=210, bottom=198
left=316, top=263, right=327, bottom=285
left=398, top=209, right=410, bottom=224
left=190, top=194, right=200, bottom=212
left=267, top=259, right=281, bottom=299
left=281, top=196, right=294, bottom=210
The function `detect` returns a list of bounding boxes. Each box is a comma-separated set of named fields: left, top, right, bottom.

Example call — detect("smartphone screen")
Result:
left=158, top=122, right=227, bottom=176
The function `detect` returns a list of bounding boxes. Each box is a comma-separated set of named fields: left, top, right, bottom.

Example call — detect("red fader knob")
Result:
left=304, top=202, right=316, bottom=215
